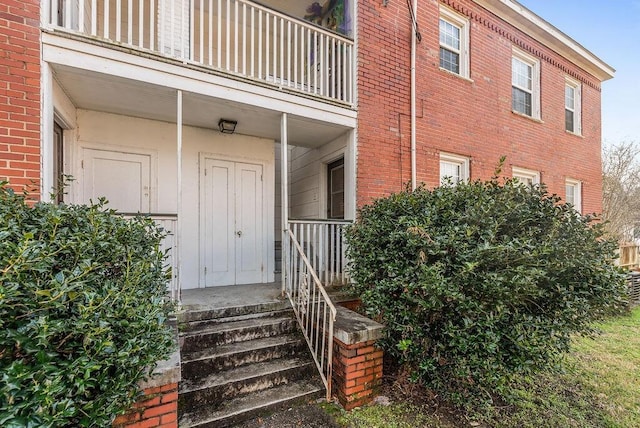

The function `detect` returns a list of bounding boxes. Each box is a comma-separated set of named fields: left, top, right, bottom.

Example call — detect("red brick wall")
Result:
left=332, top=338, right=384, bottom=410
left=357, top=0, right=604, bottom=214
left=113, top=383, right=178, bottom=428
left=356, top=0, right=413, bottom=205
left=0, top=0, right=41, bottom=199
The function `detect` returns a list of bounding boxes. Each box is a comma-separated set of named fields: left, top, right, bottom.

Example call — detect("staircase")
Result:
left=177, top=302, right=325, bottom=428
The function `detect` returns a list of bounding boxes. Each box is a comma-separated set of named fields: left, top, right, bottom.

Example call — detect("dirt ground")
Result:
left=236, top=402, right=341, bottom=428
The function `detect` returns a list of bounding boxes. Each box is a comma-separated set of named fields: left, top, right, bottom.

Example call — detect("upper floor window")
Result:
left=512, top=50, right=540, bottom=119
left=439, top=8, right=469, bottom=78
left=565, top=77, right=582, bottom=134
left=440, top=152, right=470, bottom=185
left=565, top=179, right=582, bottom=212
left=512, top=166, right=540, bottom=186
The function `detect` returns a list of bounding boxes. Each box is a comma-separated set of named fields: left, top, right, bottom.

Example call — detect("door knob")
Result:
left=236, top=230, right=242, bottom=237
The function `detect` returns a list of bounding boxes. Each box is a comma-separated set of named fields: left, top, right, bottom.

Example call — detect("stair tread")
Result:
left=180, top=356, right=314, bottom=394
left=178, top=378, right=324, bottom=428
left=178, top=301, right=292, bottom=324
left=182, top=333, right=304, bottom=364
left=182, top=309, right=293, bottom=329
left=181, top=314, right=294, bottom=338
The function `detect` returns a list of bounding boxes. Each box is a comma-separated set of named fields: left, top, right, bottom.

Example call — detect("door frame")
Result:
left=198, top=152, right=273, bottom=287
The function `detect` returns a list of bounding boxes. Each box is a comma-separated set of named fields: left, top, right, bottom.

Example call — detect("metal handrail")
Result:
left=285, top=229, right=337, bottom=401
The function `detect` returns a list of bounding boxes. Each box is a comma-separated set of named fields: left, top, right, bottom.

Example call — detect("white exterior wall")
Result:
left=289, top=133, right=351, bottom=219
left=70, top=109, right=275, bottom=289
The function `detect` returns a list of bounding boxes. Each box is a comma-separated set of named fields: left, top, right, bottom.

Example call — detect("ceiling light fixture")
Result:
left=218, top=118, right=238, bottom=134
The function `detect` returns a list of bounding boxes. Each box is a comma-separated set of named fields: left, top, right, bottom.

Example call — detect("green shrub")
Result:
left=0, top=184, right=174, bottom=427
left=345, top=177, right=628, bottom=406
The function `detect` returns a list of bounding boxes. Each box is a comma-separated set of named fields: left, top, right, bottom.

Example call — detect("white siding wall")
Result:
left=289, top=133, right=350, bottom=219
left=158, top=0, right=190, bottom=58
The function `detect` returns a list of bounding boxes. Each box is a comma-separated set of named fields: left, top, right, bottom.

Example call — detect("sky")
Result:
left=517, top=0, right=640, bottom=145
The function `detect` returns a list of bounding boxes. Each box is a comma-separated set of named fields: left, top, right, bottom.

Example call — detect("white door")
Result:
left=81, top=148, right=151, bottom=212
left=201, top=158, right=264, bottom=286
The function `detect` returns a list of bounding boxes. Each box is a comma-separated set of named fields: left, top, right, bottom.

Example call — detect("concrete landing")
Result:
left=178, top=283, right=358, bottom=323
left=178, top=283, right=290, bottom=323
left=181, top=283, right=285, bottom=311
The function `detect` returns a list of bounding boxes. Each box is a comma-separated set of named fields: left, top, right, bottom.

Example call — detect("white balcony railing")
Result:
left=46, top=0, right=355, bottom=105
left=122, top=213, right=178, bottom=302
left=288, top=219, right=351, bottom=287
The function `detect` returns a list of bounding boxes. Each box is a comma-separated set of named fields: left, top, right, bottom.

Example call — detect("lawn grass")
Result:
left=325, top=402, right=453, bottom=428
left=331, top=308, right=640, bottom=428
left=562, top=307, right=640, bottom=427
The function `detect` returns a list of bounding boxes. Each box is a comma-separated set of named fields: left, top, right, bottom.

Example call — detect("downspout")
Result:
left=409, top=0, right=419, bottom=191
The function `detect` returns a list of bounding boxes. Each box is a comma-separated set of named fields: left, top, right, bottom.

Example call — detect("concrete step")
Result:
left=180, top=314, right=298, bottom=355
left=177, top=299, right=291, bottom=324
left=180, top=309, right=293, bottom=334
left=178, top=378, right=324, bottom=428
left=181, top=333, right=307, bottom=379
left=180, top=356, right=316, bottom=414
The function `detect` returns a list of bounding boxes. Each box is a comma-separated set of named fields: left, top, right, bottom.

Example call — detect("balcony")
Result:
left=44, top=0, right=355, bottom=106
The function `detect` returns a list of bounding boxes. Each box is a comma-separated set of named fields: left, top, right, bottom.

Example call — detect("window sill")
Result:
left=511, top=110, right=543, bottom=123
left=565, top=130, right=583, bottom=138
left=439, top=67, right=474, bottom=83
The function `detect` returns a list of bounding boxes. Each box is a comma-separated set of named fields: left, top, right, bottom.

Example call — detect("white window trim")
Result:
left=565, top=76, right=582, bottom=135
left=512, top=48, right=541, bottom=119
left=565, top=178, right=582, bottom=213
left=512, top=166, right=540, bottom=186
left=440, top=152, right=470, bottom=185
left=439, top=6, right=470, bottom=79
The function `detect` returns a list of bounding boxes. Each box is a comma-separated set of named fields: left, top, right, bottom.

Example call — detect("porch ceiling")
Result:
left=52, top=64, right=351, bottom=148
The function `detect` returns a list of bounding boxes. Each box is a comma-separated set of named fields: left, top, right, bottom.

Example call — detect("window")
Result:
left=439, top=7, right=469, bottom=78
left=565, top=179, right=582, bottom=212
left=512, top=49, right=540, bottom=119
left=440, top=153, right=469, bottom=185
left=565, top=77, right=582, bottom=134
left=512, top=166, right=540, bottom=186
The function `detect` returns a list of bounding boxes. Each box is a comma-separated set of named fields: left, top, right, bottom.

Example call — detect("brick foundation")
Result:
left=331, top=306, right=385, bottom=410
left=113, top=383, right=178, bottom=428
left=333, top=338, right=384, bottom=410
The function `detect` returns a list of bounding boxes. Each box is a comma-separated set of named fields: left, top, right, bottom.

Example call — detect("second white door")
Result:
left=201, top=157, right=264, bottom=286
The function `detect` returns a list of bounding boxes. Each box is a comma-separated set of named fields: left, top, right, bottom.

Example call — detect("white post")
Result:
left=41, top=61, right=54, bottom=203
left=176, top=90, right=183, bottom=305
left=280, top=113, right=288, bottom=294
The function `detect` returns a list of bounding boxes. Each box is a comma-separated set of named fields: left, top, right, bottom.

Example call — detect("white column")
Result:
left=176, top=90, right=183, bottom=305
left=41, top=61, right=54, bottom=202
left=280, top=113, right=288, bottom=294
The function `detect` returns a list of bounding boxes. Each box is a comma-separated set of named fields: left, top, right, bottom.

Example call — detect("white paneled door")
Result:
left=201, top=157, right=264, bottom=286
left=81, top=147, right=151, bottom=212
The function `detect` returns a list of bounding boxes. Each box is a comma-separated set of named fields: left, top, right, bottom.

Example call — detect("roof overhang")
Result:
left=472, top=0, right=615, bottom=81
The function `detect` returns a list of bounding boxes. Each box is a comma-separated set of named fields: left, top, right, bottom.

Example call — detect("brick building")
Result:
left=1, top=0, right=613, bottom=426
left=357, top=0, right=613, bottom=214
